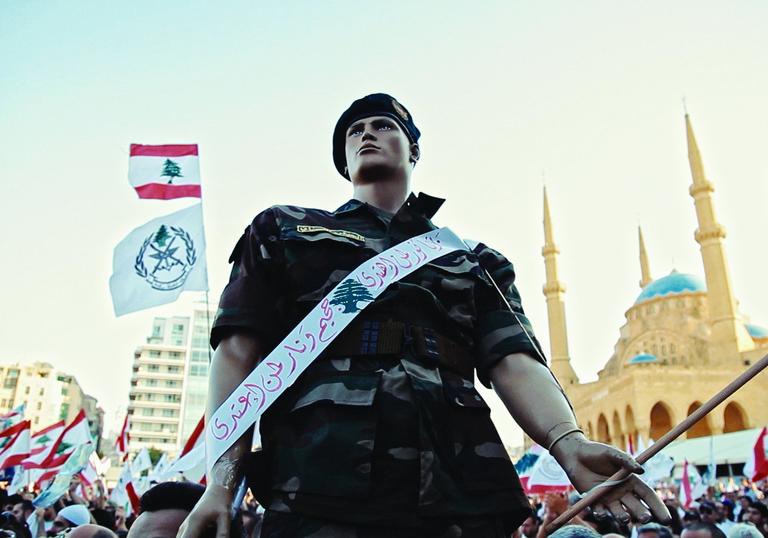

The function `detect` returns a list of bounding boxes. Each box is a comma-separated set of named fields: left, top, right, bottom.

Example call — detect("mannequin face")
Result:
left=344, top=115, right=418, bottom=183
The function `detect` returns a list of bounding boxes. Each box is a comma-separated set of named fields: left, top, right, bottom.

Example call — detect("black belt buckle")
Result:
left=360, top=320, right=380, bottom=354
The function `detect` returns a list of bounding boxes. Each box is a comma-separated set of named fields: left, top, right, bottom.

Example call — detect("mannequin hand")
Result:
left=177, top=485, right=233, bottom=538
left=550, top=432, right=671, bottom=524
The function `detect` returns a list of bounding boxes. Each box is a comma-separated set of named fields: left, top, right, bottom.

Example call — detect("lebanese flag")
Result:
left=115, top=414, right=130, bottom=462
left=679, top=459, right=706, bottom=508
left=110, top=463, right=140, bottom=515
left=743, top=427, right=768, bottom=482
left=0, top=421, right=31, bottom=469
left=164, top=416, right=205, bottom=484
left=40, top=410, right=92, bottom=469
left=22, top=421, right=65, bottom=469
left=129, top=144, right=201, bottom=200
left=514, top=444, right=544, bottom=491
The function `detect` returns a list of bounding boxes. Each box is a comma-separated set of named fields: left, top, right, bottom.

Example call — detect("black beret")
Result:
left=332, top=93, right=421, bottom=180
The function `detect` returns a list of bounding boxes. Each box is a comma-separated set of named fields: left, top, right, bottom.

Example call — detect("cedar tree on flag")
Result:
left=128, top=144, right=201, bottom=200
left=22, top=421, right=65, bottom=469
left=0, top=420, right=31, bottom=469
left=115, top=414, right=130, bottom=462
left=743, top=427, right=768, bottom=482
left=41, top=410, right=92, bottom=469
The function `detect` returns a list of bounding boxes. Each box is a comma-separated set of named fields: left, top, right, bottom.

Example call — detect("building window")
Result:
left=170, top=352, right=181, bottom=359
left=143, top=408, right=154, bottom=416
left=146, top=379, right=157, bottom=386
left=39, top=388, right=44, bottom=396
left=149, top=350, right=161, bottom=358
left=36, top=402, right=42, bottom=410
left=152, top=325, right=163, bottom=337
left=173, top=324, right=184, bottom=332
left=148, top=365, right=159, bottom=372
left=3, top=378, right=17, bottom=389
left=162, top=409, right=175, bottom=417
left=24, top=387, right=30, bottom=395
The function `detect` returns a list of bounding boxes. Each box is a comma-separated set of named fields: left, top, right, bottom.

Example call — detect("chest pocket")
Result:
left=280, top=227, right=373, bottom=303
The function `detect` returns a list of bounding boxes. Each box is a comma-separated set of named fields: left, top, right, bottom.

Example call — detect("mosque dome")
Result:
left=635, top=271, right=706, bottom=304
left=746, top=323, right=768, bottom=339
left=627, top=353, right=658, bottom=364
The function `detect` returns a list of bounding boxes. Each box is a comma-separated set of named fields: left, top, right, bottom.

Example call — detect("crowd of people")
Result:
left=525, top=482, right=768, bottom=538
left=0, top=477, right=764, bottom=537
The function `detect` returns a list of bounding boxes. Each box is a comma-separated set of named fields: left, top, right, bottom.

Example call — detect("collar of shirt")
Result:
left=333, top=192, right=445, bottom=221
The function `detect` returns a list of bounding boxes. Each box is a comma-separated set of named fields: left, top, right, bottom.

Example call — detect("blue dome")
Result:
left=746, top=324, right=768, bottom=339
left=627, top=353, right=658, bottom=364
left=636, top=271, right=706, bottom=303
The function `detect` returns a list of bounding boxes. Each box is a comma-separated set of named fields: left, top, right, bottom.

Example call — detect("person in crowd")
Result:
left=521, top=515, right=541, bottom=538
left=637, top=522, right=674, bottom=538
left=549, top=524, right=602, bottom=538
left=0, top=509, right=32, bottom=538
left=51, top=504, right=93, bottom=534
left=736, top=497, right=753, bottom=523
left=682, top=521, right=727, bottom=538
left=127, top=482, right=236, bottom=538
left=700, top=502, right=720, bottom=528
left=727, top=523, right=764, bottom=538
left=744, top=503, right=768, bottom=538
left=12, top=501, right=34, bottom=524
left=68, top=524, right=119, bottom=538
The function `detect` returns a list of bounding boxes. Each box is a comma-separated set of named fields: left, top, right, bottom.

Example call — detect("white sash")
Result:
left=206, top=227, right=467, bottom=471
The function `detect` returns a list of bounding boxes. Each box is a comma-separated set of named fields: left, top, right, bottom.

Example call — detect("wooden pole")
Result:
left=545, top=353, right=768, bottom=535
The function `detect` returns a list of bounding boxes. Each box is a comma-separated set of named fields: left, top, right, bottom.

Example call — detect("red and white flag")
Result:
left=164, top=416, right=205, bottom=483
left=743, top=427, right=768, bottom=482
left=115, top=414, right=130, bottom=462
left=110, top=462, right=140, bottom=515
left=40, top=410, right=92, bottom=469
left=679, top=459, right=706, bottom=508
left=22, top=421, right=65, bottom=469
left=526, top=449, right=573, bottom=493
left=0, top=421, right=31, bottom=469
left=129, top=144, right=201, bottom=200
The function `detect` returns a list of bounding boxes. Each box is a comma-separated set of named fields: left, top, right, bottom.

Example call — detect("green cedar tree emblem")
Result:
left=154, top=225, right=171, bottom=247
left=35, top=434, right=51, bottom=445
left=161, top=159, right=183, bottom=184
left=329, top=279, right=374, bottom=313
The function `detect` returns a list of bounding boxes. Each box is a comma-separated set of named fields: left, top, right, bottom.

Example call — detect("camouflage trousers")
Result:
left=260, top=509, right=510, bottom=538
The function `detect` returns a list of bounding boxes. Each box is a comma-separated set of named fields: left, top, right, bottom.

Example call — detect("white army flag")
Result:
left=110, top=203, right=208, bottom=316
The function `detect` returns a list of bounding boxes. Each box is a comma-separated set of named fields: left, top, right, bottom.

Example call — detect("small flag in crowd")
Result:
left=0, top=421, right=31, bottom=469
left=33, top=444, right=94, bottom=508
left=41, top=410, right=92, bottom=469
left=131, top=447, right=152, bottom=475
left=110, top=462, right=140, bottom=515
left=128, top=144, right=201, bottom=200
left=0, top=404, right=26, bottom=431
left=514, top=444, right=543, bottom=491
left=164, top=416, right=205, bottom=483
left=22, top=420, right=65, bottom=469
left=679, top=459, right=707, bottom=508
left=109, top=203, right=208, bottom=316
left=743, top=426, right=768, bottom=482
left=115, top=414, right=130, bottom=462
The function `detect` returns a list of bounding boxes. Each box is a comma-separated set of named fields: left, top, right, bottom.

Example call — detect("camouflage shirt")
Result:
left=212, top=192, right=547, bottom=530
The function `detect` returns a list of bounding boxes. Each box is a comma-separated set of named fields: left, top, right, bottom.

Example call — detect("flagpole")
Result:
left=545, top=353, right=768, bottom=535
left=204, top=291, right=212, bottom=363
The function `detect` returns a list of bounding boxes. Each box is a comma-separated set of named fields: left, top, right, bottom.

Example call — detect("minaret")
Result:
left=685, top=114, right=753, bottom=361
left=638, top=226, right=652, bottom=288
left=542, top=187, right=579, bottom=385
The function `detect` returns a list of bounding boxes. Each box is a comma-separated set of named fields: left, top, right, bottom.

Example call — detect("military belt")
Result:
left=324, top=319, right=474, bottom=379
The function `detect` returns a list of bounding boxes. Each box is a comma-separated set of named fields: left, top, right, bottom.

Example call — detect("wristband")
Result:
left=547, top=427, right=584, bottom=452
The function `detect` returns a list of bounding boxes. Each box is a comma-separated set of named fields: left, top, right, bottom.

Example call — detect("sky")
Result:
left=1, top=1, right=766, bottom=448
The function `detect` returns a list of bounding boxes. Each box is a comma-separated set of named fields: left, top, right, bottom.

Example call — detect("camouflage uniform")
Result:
left=212, top=192, right=547, bottom=536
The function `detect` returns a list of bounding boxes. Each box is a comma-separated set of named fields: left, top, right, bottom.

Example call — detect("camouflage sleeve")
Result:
left=472, top=243, right=548, bottom=388
left=210, top=207, right=285, bottom=350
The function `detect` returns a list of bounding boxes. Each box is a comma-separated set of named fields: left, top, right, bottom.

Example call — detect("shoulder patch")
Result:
left=296, top=225, right=365, bottom=242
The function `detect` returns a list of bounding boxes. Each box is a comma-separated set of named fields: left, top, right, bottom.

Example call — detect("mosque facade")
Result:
left=542, top=114, right=768, bottom=450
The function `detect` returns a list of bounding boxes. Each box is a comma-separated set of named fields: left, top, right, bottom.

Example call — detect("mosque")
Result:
left=542, top=114, right=768, bottom=450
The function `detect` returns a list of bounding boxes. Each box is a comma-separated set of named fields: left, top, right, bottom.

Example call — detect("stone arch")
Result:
left=597, top=413, right=611, bottom=444
left=686, top=401, right=712, bottom=439
left=723, top=401, right=747, bottom=433
left=625, top=405, right=638, bottom=448
left=612, top=410, right=624, bottom=450
left=587, top=421, right=594, bottom=440
left=650, top=401, right=673, bottom=441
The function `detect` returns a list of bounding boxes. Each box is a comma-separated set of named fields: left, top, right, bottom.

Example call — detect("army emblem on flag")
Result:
left=134, top=224, right=198, bottom=291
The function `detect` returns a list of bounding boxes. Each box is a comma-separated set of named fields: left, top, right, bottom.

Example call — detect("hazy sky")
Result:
left=1, top=1, right=766, bottom=447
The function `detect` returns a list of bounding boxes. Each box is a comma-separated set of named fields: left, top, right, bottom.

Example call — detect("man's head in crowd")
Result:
left=12, top=500, right=33, bottom=523
left=549, top=524, right=602, bottom=538
left=68, top=524, right=118, bottom=538
left=637, top=522, right=673, bottom=538
left=53, top=504, right=92, bottom=531
left=700, top=501, right=719, bottom=525
left=746, top=502, right=768, bottom=529
left=681, top=521, right=728, bottom=538
left=727, top=523, right=763, bottom=538
left=128, top=482, right=210, bottom=538
left=521, top=515, right=541, bottom=538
